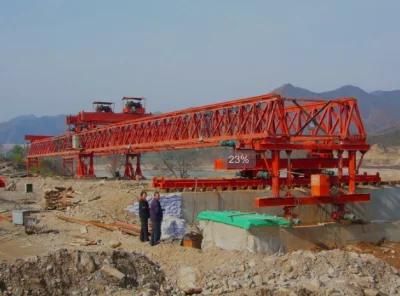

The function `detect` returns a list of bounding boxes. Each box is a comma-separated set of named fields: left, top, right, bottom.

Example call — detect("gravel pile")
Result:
left=0, top=249, right=182, bottom=296
left=201, top=249, right=400, bottom=295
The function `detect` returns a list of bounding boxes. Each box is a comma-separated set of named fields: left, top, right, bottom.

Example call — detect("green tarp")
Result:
left=197, top=210, right=291, bottom=230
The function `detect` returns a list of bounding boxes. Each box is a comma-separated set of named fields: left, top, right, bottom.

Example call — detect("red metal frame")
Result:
left=25, top=93, right=375, bottom=218
left=254, top=194, right=370, bottom=207
left=0, top=176, right=6, bottom=188
left=27, top=93, right=287, bottom=157
left=152, top=174, right=380, bottom=191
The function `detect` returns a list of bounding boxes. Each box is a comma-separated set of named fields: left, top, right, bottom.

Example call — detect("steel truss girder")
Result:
left=26, top=94, right=367, bottom=158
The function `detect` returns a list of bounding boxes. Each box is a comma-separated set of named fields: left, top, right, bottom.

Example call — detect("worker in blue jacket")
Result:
left=138, top=190, right=150, bottom=242
left=150, top=191, right=163, bottom=246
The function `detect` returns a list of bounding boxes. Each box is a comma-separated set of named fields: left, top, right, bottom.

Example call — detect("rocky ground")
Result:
left=201, top=249, right=400, bottom=295
left=0, top=249, right=178, bottom=296
left=0, top=175, right=400, bottom=295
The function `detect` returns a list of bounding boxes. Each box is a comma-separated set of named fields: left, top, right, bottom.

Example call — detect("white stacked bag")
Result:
left=127, top=192, right=186, bottom=240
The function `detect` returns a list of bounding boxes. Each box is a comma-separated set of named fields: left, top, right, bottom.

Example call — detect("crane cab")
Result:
left=122, top=97, right=146, bottom=114
left=93, top=101, right=114, bottom=113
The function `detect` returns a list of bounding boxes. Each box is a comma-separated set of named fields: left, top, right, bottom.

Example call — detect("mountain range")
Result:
left=1, top=84, right=399, bottom=144
left=0, top=115, right=65, bottom=144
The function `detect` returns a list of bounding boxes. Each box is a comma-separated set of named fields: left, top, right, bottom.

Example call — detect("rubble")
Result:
left=70, top=236, right=98, bottom=246
left=4, top=181, right=16, bottom=191
left=200, top=249, right=400, bottom=295
left=0, top=249, right=179, bottom=296
left=44, top=186, right=78, bottom=210
left=177, top=266, right=203, bottom=295
left=0, top=162, right=17, bottom=176
left=2, top=177, right=400, bottom=296
left=24, top=221, right=59, bottom=235
left=109, top=240, right=122, bottom=248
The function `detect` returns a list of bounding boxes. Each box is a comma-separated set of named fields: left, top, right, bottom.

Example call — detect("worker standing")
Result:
left=138, top=190, right=150, bottom=242
left=150, top=191, right=163, bottom=246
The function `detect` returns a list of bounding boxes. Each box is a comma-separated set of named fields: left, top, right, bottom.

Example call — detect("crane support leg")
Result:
left=124, top=155, right=134, bottom=179
left=135, top=154, right=142, bottom=179
left=271, top=150, right=280, bottom=197
left=76, top=153, right=95, bottom=178
left=348, top=150, right=356, bottom=194
left=124, top=153, right=142, bottom=179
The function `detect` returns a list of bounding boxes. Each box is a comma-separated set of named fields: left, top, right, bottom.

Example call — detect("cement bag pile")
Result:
left=127, top=193, right=186, bottom=240
left=159, top=193, right=183, bottom=218
left=128, top=193, right=183, bottom=217
left=161, top=216, right=186, bottom=240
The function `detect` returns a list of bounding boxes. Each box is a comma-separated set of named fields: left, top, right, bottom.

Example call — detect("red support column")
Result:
left=348, top=151, right=356, bottom=194
left=124, top=154, right=134, bottom=179
left=76, top=154, right=95, bottom=178
left=271, top=150, right=280, bottom=197
left=337, top=150, right=343, bottom=188
left=88, top=153, right=94, bottom=176
left=135, top=154, right=142, bottom=179
left=76, top=155, right=86, bottom=177
left=285, top=150, right=292, bottom=191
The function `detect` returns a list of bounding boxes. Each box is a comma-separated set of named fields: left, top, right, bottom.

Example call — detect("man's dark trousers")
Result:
left=140, top=218, right=149, bottom=242
left=151, top=219, right=161, bottom=245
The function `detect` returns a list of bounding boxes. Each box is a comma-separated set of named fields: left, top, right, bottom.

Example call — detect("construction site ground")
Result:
left=1, top=174, right=400, bottom=295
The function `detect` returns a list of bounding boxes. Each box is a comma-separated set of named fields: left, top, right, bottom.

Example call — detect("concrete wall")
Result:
left=182, top=186, right=400, bottom=224
left=200, top=220, right=400, bottom=254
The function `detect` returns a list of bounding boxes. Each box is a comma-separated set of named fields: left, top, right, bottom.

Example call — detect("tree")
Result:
left=6, top=145, right=26, bottom=168
left=158, top=150, right=199, bottom=178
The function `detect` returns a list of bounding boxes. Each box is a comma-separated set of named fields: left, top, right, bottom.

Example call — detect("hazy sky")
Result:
left=0, top=1, right=399, bottom=121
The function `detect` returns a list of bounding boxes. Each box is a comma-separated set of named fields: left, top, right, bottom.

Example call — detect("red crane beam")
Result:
left=26, top=94, right=367, bottom=159
left=27, top=93, right=287, bottom=157
left=254, top=194, right=370, bottom=207
left=152, top=174, right=381, bottom=191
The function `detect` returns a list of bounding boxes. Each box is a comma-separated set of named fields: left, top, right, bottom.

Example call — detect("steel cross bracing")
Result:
left=27, top=94, right=288, bottom=157
left=26, top=94, right=367, bottom=158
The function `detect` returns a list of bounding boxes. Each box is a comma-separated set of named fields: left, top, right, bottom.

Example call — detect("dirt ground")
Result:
left=0, top=177, right=263, bottom=294
left=1, top=175, right=400, bottom=295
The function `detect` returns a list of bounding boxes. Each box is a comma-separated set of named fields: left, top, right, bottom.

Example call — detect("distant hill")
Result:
left=368, top=129, right=400, bottom=146
left=0, top=115, right=65, bottom=144
left=274, top=84, right=400, bottom=133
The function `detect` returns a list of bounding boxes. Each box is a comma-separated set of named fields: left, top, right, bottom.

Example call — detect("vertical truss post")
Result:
left=348, top=150, right=356, bottom=194
left=76, top=155, right=86, bottom=177
left=88, top=153, right=94, bottom=176
left=337, top=150, right=343, bottom=188
left=76, top=153, right=95, bottom=178
left=286, top=150, right=293, bottom=191
left=271, top=150, right=280, bottom=197
left=124, top=154, right=134, bottom=179
left=123, top=153, right=142, bottom=180
left=135, top=154, right=142, bottom=179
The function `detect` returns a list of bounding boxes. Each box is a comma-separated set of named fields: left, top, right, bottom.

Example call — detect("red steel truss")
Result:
left=26, top=94, right=368, bottom=157
left=25, top=93, right=376, bottom=218
left=26, top=93, right=287, bottom=157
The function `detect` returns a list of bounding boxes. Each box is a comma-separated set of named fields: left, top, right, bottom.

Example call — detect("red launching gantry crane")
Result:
left=25, top=93, right=380, bottom=219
